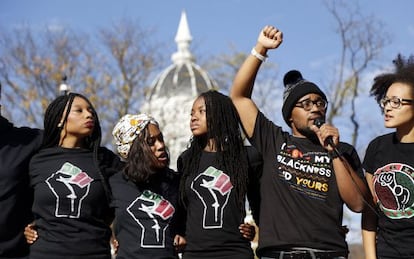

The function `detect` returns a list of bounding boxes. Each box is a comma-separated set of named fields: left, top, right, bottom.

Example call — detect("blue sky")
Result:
left=2, top=0, right=413, bottom=144
left=1, top=0, right=413, bottom=77
left=1, top=0, right=413, bottom=139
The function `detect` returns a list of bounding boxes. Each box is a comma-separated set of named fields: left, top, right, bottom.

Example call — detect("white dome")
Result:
left=142, top=10, right=216, bottom=169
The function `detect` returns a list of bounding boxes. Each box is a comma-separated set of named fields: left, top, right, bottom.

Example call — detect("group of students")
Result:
left=0, top=24, right=413, bottom=259
left=18, top=89, right=256, bottom=259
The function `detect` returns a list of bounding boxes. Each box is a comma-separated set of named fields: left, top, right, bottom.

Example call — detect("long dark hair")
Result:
left=370, top=54, right=414, bottom=104
left=179, top=90, right=249, bottom=213
left=42, top=92, right=112, bottom=203
left=123, top=124, right=170, bottom=185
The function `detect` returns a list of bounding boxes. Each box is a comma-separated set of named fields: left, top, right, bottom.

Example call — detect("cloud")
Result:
left=45, top=19, right=66, bottom=32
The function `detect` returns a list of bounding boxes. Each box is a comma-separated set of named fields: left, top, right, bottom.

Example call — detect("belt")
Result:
left=261, top=250, right=347, bottom=259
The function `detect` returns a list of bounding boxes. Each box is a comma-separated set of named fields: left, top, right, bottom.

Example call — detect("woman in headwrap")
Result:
left=111, top=114, right=186, bottom=259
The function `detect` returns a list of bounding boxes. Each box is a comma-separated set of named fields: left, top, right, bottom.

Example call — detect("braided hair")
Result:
left=370, top=54, right=414, bottom=104
left=179, top=90, right=249, bottom=215
left=42, top=93, right=101, bottom=149
left=42, top=92, right=113, bottom=205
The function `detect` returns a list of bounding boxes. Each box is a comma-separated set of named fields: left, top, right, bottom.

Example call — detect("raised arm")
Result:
left=230, top=25, right=283, bottom=137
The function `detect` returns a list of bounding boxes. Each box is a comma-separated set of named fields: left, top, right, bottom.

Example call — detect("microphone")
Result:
left=313, top=117, right=335, bottom=147
left=314, top=118, right=342, bottom=160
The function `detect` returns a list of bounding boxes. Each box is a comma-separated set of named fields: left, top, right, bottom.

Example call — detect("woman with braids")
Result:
left=362, top=54, right=414, bottom=259
left=110, top=114, right=186, bottom=258
left=24, top=93, right=121, bottom=259
left=177, top=90, right=256, bottom=259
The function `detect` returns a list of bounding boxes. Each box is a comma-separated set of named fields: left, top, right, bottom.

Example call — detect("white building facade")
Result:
left=141, top=11, right=216, bottom=169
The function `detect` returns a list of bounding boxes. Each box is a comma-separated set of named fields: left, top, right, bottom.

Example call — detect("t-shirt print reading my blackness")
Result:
left=277, top=143, right=332, bottom=200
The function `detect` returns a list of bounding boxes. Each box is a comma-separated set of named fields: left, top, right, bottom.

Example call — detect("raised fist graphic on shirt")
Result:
left=191, top=166, right=233, bottom=228
left=374, top=163, right=414, bottom=219
left=127, top=190, right=175, bottom=248
left=45, top=162, right=93, bottom=218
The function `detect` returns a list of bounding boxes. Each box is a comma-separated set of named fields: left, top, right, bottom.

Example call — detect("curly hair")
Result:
left=370, top=54, right=414, bottom=103
left=123, top=125, right=170, bottom=185
left=179, top=90, right=249, bottom=215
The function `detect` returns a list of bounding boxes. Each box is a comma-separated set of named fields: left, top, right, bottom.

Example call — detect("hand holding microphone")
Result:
left=313, top=118, right=336, bottom=148
left=312, top=118, right=342, bottom=158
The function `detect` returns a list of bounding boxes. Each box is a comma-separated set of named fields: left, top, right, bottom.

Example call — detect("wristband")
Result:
left=251, top=47, right=267, bottom=62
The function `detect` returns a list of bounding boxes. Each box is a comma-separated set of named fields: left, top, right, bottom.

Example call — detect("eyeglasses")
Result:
left=380, top=96, right=414, bottom=109
left=295, top=98, right=328, bottom=111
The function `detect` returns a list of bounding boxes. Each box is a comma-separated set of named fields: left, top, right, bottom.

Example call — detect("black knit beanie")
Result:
left=282, top=70, right=327, bottom=127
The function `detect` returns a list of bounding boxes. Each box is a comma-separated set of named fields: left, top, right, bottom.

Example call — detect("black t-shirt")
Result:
left=363, top=133, right=414, bottom=258
left=179, top=151, right=254, bottom=259
left=245, top=143, right=263, bottom=224
left=0, top=116, right=42, bottom=258
left=29, top=147, right=115, bottom=259
left=109, top=168, right=181, bottom=259
left=251, top=112, right=363, bottom=256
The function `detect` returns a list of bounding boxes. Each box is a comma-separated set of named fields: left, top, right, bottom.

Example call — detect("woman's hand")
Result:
left=24, top=223, right=38, bottom=244
left=239, top=222, right=256, bottom=241
left=110, top=236, right=119, bottom=255
left=173, top=234, right=186, bottom=253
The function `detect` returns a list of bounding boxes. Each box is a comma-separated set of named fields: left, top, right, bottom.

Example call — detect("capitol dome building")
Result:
left=141, top=11, right=217, bottom=169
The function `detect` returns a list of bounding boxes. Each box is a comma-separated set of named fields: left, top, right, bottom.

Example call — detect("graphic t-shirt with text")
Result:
left=251, top=112, right=363, bottom=256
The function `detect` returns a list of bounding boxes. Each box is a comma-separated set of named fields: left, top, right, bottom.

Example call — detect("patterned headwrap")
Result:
left=112, top=114, right=158, bottom=159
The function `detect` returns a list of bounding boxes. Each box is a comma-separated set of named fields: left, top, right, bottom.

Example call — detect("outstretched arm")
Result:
left=230, top=25, right=283, bottom=137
